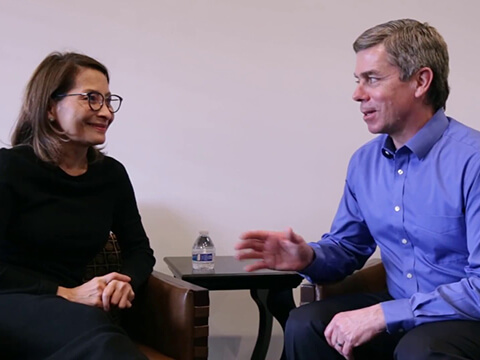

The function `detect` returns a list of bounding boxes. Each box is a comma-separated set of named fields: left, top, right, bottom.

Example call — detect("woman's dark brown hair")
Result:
left=12, top=52, right=110, bottom=164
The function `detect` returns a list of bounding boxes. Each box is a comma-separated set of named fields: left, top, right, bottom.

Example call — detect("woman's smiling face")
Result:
left=49, top=67, right=114, bottom=150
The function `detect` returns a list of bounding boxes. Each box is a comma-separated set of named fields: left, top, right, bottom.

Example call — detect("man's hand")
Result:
left=324, top=304, right=386, bottom=360
left=235, top=227, right=314, bottom=271
left=57, top=272, right=134, bottom=311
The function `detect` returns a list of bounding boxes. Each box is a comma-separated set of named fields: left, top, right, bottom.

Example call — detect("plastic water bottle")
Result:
left=192, top=231, right=215, bottom=270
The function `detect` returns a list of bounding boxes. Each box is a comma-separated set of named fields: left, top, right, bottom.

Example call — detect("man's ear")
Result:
left=414, top=67, right=433, bottom=99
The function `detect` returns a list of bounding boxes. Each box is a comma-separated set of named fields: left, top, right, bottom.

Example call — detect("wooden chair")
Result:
left=85, top=233, right=209, bottom=360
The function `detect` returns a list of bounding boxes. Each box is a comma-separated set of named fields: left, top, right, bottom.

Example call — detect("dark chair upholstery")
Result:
left=300, top=258, right=386, bottom=304
left=85, top=233, right=209, bottom=360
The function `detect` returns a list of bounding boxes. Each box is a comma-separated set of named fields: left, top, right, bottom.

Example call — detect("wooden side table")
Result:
left=164, top=256, right=303, bottom=360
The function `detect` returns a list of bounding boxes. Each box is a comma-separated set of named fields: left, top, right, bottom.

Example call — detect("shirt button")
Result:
left=394, top=206, right=401, bottom=212
left=407, top=273, right=413, bottom=279
left=398, top=169, right=404, bottom=175
left=402, top=239, right=408, bottom=244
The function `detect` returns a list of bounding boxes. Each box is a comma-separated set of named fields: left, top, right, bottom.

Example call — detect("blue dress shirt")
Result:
left=300, top=109, right=480, bottom=333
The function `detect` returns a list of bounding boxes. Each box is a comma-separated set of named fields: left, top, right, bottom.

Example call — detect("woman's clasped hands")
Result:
left=56, top=272, right=134, bottom=311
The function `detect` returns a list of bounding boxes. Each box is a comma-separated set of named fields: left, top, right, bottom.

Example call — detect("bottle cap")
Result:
left=199, top=230, right=209, bottom=236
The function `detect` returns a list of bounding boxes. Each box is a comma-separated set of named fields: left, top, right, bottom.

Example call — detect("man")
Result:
left=236, top=19, right=480, bottom=360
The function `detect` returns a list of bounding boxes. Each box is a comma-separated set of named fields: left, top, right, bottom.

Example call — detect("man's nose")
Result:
left=352, top=83, right=367, bottom=102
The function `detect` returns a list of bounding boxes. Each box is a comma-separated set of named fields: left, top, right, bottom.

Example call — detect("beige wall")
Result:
left=1, top=1, right=479, bottom=358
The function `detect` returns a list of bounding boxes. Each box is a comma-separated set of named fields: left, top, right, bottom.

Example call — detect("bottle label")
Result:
left=192, top=253, right=214, bottom=262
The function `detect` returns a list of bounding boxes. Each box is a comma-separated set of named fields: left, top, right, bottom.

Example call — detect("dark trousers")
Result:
left=0, top=293, right=147, bottom=360
left=285, top=291, right=480, bottom=360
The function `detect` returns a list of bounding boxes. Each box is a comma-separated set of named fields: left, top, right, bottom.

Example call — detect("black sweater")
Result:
left=0, top=145, right=155, bottom=295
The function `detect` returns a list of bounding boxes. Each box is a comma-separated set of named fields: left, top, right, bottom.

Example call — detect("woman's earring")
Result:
left=49, top=118, right=55, bottom=122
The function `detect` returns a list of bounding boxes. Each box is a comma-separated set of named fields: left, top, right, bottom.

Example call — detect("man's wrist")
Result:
left=370, top=303, right=387, bottom=332
left=299, top=245, right=316, bottom=271
left=305, top=246, right=316, bottom=267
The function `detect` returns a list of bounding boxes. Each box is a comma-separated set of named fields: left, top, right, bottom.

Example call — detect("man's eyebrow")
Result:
left=354, top=70, right=381, bottom=78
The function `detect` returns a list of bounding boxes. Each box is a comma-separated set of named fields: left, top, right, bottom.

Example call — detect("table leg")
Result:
left=250, top=289, right=273, bottom=360
left=266, top=288, right=297, bottom=331
left=267, top=288, right=296, bottom=360
left=250, top=288, right=297, bottom=360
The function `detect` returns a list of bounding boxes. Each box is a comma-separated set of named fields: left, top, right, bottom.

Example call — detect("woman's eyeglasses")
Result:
left=55, top=91, right=123, bottom=113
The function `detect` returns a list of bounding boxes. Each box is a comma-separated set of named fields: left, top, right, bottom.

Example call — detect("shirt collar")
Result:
left=381, top=109, right=449, bottom=160
left=381, top=137, right=395, bottom=159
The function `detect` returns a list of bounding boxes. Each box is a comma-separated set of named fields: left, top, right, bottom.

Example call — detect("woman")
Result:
left=0, top=52, right=155, bottom=359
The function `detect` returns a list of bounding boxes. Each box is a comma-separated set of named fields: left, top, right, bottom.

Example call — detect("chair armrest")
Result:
left=300, top=280, right=317, bottom=306
left=123, top=271, right=209, bottom=360
left=300, top=259, right=386, bottom=303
